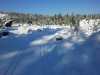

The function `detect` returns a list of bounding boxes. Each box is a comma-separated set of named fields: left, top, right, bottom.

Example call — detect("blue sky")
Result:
left=0, top=0, right=100, bottom=15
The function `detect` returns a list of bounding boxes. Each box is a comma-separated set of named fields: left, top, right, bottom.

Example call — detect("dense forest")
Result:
left=0, top=11, right=100, bottom=26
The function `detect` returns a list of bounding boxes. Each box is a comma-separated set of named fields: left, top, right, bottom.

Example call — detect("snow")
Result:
left=0, top=20, right=100, bottom=75
left=0, top=13, right=8, bottom=19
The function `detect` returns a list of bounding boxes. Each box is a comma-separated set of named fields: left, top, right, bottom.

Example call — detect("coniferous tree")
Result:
left=0, top=11, right=100, bottom=25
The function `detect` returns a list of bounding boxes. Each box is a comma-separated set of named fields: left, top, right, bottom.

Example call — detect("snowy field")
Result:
left=0, top=20, right=100, bottom=75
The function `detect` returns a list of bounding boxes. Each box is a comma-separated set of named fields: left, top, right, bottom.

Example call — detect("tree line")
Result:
left=0, top=11, right=100, bottom=26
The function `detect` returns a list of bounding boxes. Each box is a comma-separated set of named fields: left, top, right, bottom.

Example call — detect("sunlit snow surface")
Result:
left=0, top=20, right=100, bottom=75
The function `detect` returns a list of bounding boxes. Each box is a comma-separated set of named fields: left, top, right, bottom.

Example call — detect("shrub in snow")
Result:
left=28, top=21, right=32, bottom=26
left=74, top=25, right=79, bottom=32
left=0, top=18, right=5, bottom=29
left=28, top=21, right=32, bottom=24
left=5, top=20, right=13, bottom=27
left=18, top=24, right=21, bottom=26
left=37, top=29, right=42, bottom=32
left=98, top=31, right=100, bottom=34
left=84, top=21, right=86, bottom=24
left=55, top=34, right=63, bottom=41
left=56, top=38, right=62, bottom=41
left=0, top=32, right=2, bottom=38
left=27, top=29, right=33, bottom=34
left=2, top=32, right=9, bottom=36
left=87, top=21, right=89, bottom=24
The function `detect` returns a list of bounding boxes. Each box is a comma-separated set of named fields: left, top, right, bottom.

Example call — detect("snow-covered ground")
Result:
left=0, top=13, right=8, bottom=20
left=0, top=20, right=100, bottom=75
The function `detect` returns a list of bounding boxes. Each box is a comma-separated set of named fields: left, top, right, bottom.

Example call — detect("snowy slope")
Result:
left=0, top=21, right=100, bottom=75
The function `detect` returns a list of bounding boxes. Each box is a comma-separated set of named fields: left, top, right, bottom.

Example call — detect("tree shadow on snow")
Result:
left=0, top=28, right=100, bottom=75
left=44, top=31, right=100, bottom=75
left=0, top=28, right=63, bottom=75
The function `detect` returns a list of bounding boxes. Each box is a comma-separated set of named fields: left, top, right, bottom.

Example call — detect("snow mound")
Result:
left=0, top=13, right=8, bottom=19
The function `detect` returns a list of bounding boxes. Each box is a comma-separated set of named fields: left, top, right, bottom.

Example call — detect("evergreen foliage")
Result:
left=0, top=11, right=100, bottom=26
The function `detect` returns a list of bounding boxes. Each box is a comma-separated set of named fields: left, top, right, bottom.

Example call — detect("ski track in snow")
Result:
left=40, top=40, right=51, bottom=75
left=0, top=21, right=100, bottom=75
left=40, top=32, right=65, bottom=75
left=40, top=35, right=56, bottom=75
left=7, top=39, right=33, bottom=75
left=0, top=37, right=34, bottom=75
left=0, top=39, right=22, bottom=75
left=0, top=32, right=44, bottom=75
